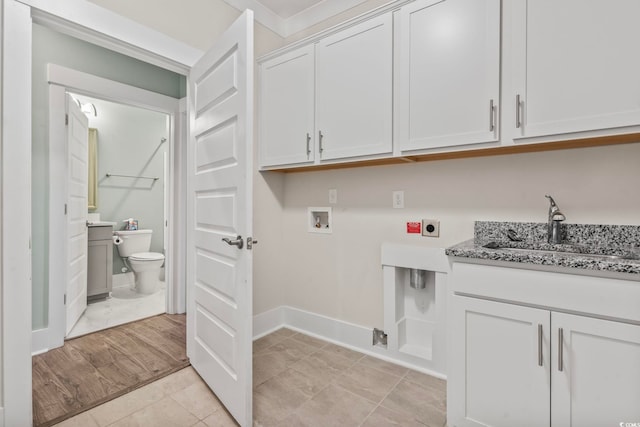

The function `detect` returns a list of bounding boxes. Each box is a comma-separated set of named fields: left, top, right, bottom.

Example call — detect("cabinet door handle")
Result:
left=489, top=99, right=496, bottom=132
left=558, top=327, right=564, bottom=372
left=537, top=324, right=543, bottom=367
left=318, top=130, right=324, bottom=156
left=515, top=94, right=522, bottom=128
left=306, top=133, right=311, bottom=158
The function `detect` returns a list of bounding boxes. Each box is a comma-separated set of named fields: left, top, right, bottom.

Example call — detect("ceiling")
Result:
left=257, top=0, right=328, bottom=19
left=222, top=0, right=370, bottom=38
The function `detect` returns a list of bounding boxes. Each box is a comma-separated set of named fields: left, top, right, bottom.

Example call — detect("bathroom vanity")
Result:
left=87, top=224, right=113, bottom=301
left=446, top=222, right=640, bottom=427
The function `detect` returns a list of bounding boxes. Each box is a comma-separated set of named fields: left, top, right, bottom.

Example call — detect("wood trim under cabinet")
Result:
left=266, top=133, right=640, bottom=173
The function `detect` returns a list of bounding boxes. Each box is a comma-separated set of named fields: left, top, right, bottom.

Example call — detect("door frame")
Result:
left=2, top=0, right=203, bottom=423
left=43, top=65, right=184, bottom=352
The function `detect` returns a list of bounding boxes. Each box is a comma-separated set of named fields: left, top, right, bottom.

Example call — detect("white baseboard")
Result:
left=253, top=305, right=447, bottom=379
left=31, top=328, right=50, bottom=356
left=253, top=306, right=286, bottom=338
left=0, top=407, right=4, bottom=427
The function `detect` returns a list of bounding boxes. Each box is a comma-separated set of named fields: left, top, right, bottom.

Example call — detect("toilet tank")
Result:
left=116, top=229, right=152, bottom=257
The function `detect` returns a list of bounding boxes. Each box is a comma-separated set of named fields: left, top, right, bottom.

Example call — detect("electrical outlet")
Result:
left=329, top=188, right=337, bottom=204
left=422, top=219, right=440, bottom=237
left=392, top=191, right=404, bottom=209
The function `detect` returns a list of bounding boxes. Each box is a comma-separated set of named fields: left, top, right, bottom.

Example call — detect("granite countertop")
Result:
left=445, top=221, right=640, bottom=276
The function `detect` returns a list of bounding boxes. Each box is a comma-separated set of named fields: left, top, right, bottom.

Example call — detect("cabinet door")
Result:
left=398, top=0, right=500, bottom=152
left=87, top=239, right=112, bottom=298
left=551, top=313, right=640, bottom=427
left=512, top=0, right=640, bottom=139
left=450, top=296, right=550, bottom=427
left=316, top=13, right=393, bottom=161
left=259, top=44, right=315, bottom=167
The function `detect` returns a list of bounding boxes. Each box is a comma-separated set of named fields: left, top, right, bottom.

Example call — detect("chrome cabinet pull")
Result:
left=515, top=94, right=522, bottom=128
left=489, top=99, right=496, bottom=132
left=558, top=328, right=564, bottom=372
left=306, top=133, right=311, bottom=158
left=222, top=235, right=243, bottom=250
left=538, top=324, right=543, bottom=367
left=319, top=130, right=324, bottom=156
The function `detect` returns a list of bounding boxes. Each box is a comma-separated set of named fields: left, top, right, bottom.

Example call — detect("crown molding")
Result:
left=222, top=0, right=369, bottom=38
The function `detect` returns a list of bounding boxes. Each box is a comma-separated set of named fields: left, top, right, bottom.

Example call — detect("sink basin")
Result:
left=482, top=242, right=640, bottom=261
left=501, top=247, right=638, bottom=261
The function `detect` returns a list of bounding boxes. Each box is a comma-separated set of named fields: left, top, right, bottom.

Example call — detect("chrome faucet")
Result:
left=545, top=195, right=565, bottom=244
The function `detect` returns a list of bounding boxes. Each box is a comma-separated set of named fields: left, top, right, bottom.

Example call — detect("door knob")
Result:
left=222, top=235, right=243, bottom=249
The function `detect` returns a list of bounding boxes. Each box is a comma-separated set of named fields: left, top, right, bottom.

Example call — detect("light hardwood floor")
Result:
left=33, top=314, right=189, bottom=427
left=55, top=328, right=447, bottom=426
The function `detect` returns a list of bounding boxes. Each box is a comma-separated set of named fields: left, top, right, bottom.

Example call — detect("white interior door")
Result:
left=186, top=10, right=254, bottom=426
left=65, top=94, right=89, bottom=335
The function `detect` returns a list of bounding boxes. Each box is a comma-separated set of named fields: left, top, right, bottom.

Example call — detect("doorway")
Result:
left=3, top=2, right=254, bottom=425
left=43, top=63, right=186, bottom=352
left=65, top=93, right=170, bottom=338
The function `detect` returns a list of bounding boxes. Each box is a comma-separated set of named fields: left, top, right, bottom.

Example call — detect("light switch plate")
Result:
left=393, top=191, right=404, bottom=209
left=329, top=188, right=337, bottom=204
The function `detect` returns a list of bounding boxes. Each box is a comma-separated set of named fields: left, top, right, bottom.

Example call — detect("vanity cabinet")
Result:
left=397, top=0, right=500, bottom=152
left=449, top=263, right=640, bottom=427
left=87, top=225, right=113, bottom=300
left=259, top=44, right=315, bottom=167
left=511, top=0, right=640, bottom=140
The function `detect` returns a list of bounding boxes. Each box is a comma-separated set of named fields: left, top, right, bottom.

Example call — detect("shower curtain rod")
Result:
left=105, top=173, right=159, bottom=181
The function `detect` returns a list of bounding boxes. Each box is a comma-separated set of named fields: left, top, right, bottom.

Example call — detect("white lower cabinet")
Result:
left=451, top=297, right=550, bottom=427
left=551, top=313, right=640, bottom=427
left=450, top=274, right=640, bottom=427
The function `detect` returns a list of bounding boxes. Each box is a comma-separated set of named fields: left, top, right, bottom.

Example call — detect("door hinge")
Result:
left=63, top=294, right=67, bottom=305
left=65, top=114, right=69, bottom=125
left=64, top=203, right=68, bottom=215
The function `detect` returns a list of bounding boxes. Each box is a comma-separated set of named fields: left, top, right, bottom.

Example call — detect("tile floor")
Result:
left=55, top=328, right=446, bottom=426
left=67, top=283, right=166, bottom=338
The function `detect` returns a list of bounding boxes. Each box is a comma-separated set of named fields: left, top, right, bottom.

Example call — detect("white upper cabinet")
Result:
left=315, top=13, right=393, bottom=161
left=259, top=44, right=315, bottom=167
left=511, top=0, right=640, bottom=139
left=398, top=0, right=501, bottom=152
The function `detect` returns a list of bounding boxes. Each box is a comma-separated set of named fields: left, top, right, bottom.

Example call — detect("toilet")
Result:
left=115, top=229, right=165, bottom=294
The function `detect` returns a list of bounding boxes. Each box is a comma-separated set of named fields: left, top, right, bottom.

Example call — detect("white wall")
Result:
left=76, top=95, right=168, bottom=275
left=280, top=143, right=640, bottom=328
left=87, top=0, right=284, bottom=56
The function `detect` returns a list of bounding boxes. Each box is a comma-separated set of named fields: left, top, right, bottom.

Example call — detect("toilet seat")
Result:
left=129, top=252, right=165, bottom=261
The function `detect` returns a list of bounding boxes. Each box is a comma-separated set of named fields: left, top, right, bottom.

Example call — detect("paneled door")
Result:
left=186, top=10, right=254, bottom=427
left=65, top=94, right=89, bottom=335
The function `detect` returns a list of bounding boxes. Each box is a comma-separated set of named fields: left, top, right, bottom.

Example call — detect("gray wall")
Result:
left=32, top=23, right=184, bottom=330
left=78, top=95, right=167, bottom=275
